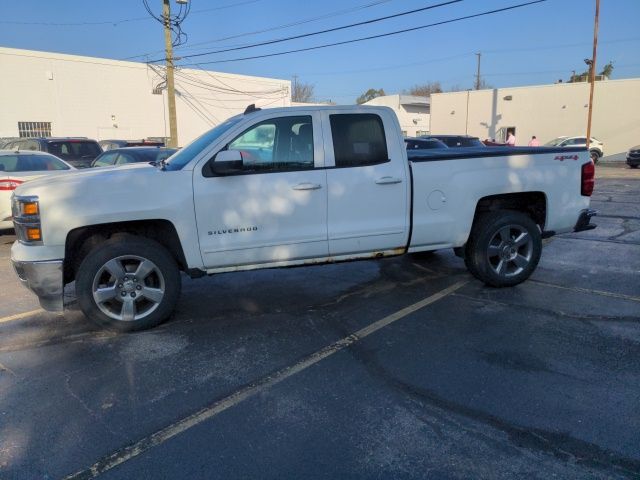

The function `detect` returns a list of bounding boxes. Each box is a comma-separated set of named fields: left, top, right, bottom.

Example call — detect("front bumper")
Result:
left=11, top=259, right=64, bottom=312
left=574, top=208, right=597, bottom=233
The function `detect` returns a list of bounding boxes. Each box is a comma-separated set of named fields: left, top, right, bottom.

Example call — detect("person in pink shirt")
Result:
left=506, top=131, right=516, bottom=146
left=528, top=135, right=540, bottom=146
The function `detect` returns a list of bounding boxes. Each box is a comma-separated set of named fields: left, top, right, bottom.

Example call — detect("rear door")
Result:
left=321, top=110, right=410, bottom=256
left=193, top=112, right=329, bottom=269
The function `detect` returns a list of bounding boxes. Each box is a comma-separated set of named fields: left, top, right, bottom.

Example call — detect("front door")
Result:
left=193, top=113, right=329, bottom=269
left=322, top=111, right=410, bottom=256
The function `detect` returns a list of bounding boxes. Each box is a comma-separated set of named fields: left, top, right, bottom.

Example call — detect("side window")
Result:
left=227, top=115, right=314, bottom=172
left=330, top=114, right=389, bottom=168
left=25, top=140, right=40, bottom=151
left=115, top=153, right=137, bottom=165
left=20, top=154, right=69, bottom=171
left=93, top=152, right=118, bottom=167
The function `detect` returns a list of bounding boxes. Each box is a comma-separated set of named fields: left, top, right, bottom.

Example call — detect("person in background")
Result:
left=506, top=130, right=516, bottom=146
left=528, top=135, right=540, bottom=146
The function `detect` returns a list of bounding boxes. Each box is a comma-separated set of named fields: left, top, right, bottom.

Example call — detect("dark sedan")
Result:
left=420, top=135, right=485, bottom=148
left=626, top=145, right=640, bottom=169
left=91, top=147, right=177, bottom=168
left=405, top=138, right=448, bottom=150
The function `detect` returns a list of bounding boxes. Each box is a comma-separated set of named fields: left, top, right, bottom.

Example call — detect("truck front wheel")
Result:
left=76, top=235, right=181, bottom=332
left=464, top=211, right=542, bottom=287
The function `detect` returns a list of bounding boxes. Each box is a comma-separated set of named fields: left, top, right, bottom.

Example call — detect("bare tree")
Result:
left=356, top=88, right=386, bottom=104
left=476, top=78, right=493, bottom=90
left=405, top=82, right=442, bottom=96
left=599, top=61, right=614, bottom=78
left=291, top=79, right=315, bottom=103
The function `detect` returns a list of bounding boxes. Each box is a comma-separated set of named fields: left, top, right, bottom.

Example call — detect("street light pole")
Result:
left=163, top=0, right=178, bottom=148
left=586, top=0, right=600, bottom=151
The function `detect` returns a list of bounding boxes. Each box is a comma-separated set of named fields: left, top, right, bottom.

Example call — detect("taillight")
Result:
left=581, top=161, right=595, bottom=196
left=0, top=179, right=23, bottom=191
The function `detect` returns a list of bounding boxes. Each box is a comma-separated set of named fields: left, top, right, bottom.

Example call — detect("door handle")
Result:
left=375, top=176, right=403, bottom=185
left=292, top=182, right=322, bottom=191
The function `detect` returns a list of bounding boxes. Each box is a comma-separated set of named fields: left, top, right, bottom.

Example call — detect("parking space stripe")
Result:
left=63, top=279, right=468, bottom=480
left=529, top=280, right=640, bottom=303
left=0, top=308, right=43, bottom=324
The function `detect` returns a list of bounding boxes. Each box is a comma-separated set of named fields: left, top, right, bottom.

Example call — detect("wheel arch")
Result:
left=472, top=191, right=547, bottom=230
left=64, top=219, right=188, bottom=284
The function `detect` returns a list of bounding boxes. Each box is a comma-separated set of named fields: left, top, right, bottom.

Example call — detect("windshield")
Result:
left=164, top=117, right=243, bottom=171
left=545, top=137, right=566, bottom=146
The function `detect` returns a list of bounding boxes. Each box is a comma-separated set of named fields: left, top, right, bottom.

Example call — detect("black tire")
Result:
left=629, top=164, right=638, bottom=169
left=464, top=210, right=542, bottom=287
left=76, top=235, right=181, bottom=332
left=590, top=150, right=600, bottom=164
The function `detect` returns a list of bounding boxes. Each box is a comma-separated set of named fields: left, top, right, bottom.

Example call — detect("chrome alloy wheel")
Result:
left=486, top=225, right=534, bottom=278
left=92, top=255, right=165, bottom=322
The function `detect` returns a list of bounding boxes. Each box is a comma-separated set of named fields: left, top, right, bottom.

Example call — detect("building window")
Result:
left=18, top=121, right=52, bottom=138
left=401, top=131, right=407, bottom=137
left=416, top=130, right=429, bottom=136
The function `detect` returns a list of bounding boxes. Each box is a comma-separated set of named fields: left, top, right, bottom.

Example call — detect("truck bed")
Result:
left=407, top=146, right=590, bottom=252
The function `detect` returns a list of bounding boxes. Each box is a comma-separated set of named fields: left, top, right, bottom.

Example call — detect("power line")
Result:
left=175, top=0, right=548, bottom=67
left=178, top=0, right=394, bottom=52
left=0, top=0, right=264, bottom=26
left=148, top=0, right=461, bottom=62
left=124, top=0, right=394, bottom=60
left=173, top=69, right=286, bottom=96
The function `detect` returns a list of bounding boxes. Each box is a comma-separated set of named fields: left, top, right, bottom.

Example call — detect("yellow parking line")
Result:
left=0, top=309, right=44, bottom=324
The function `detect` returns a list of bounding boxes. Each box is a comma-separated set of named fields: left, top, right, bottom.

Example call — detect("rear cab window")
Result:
left=329, top=113, right=388, bottom=167
left=0, top=154, right=69, bottom=172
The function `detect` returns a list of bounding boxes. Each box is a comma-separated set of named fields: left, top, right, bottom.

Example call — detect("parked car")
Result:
left=545, top=136, right=604, bottom=163
left=0, top=137, right=20, bottom=149
left=420, top=135, right=485, bottom=148
left=627, top=145, right=640, bottom=169
left=0, top=151, right=74, bottom=230
left=11, top=105, right=595, bottom=331
left=91, top=147, right=178, bottom=168
left=404, top=138, right=448, bottom=150
left=4, top=137, right=102, bottom=168
left=99, top=139, right=165, bottom=151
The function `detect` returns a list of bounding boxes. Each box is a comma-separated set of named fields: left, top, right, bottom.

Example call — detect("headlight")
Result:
left=12, top=195, right=43, bottom=245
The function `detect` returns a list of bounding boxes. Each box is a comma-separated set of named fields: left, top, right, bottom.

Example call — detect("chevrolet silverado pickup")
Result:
left=11, top=105, right=596, bottom=331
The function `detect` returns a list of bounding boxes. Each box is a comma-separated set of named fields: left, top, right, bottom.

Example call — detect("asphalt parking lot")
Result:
left=0, top=164, right=638, bottom=479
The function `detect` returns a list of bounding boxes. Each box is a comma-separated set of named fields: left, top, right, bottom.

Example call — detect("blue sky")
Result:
left=1, top=0, right=639, bottom=103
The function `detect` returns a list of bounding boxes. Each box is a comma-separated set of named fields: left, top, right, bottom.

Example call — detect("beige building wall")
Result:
left=0, top=47, right=290, bottom=146
left=364, top=94, right=430, bottom=137
left=430, top=79, right=640, bottom=160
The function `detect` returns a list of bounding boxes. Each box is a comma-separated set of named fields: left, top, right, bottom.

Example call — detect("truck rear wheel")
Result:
left=464, top=211, right=541, bottom=287
left=76, top=235, right=181, bottom=332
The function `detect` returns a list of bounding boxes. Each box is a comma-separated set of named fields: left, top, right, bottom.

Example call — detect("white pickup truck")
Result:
left=11, top=105, right=596, bottom=331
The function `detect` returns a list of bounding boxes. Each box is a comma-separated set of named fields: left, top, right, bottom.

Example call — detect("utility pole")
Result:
left=475, top=52, right=481, bottom=90
left=586, top=0, right=600, bottom=151
left=163, top=0, right=178, bottom=148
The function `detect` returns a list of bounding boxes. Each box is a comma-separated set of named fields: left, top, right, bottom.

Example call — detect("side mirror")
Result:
left=206, top=150, right=244, bottom=176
